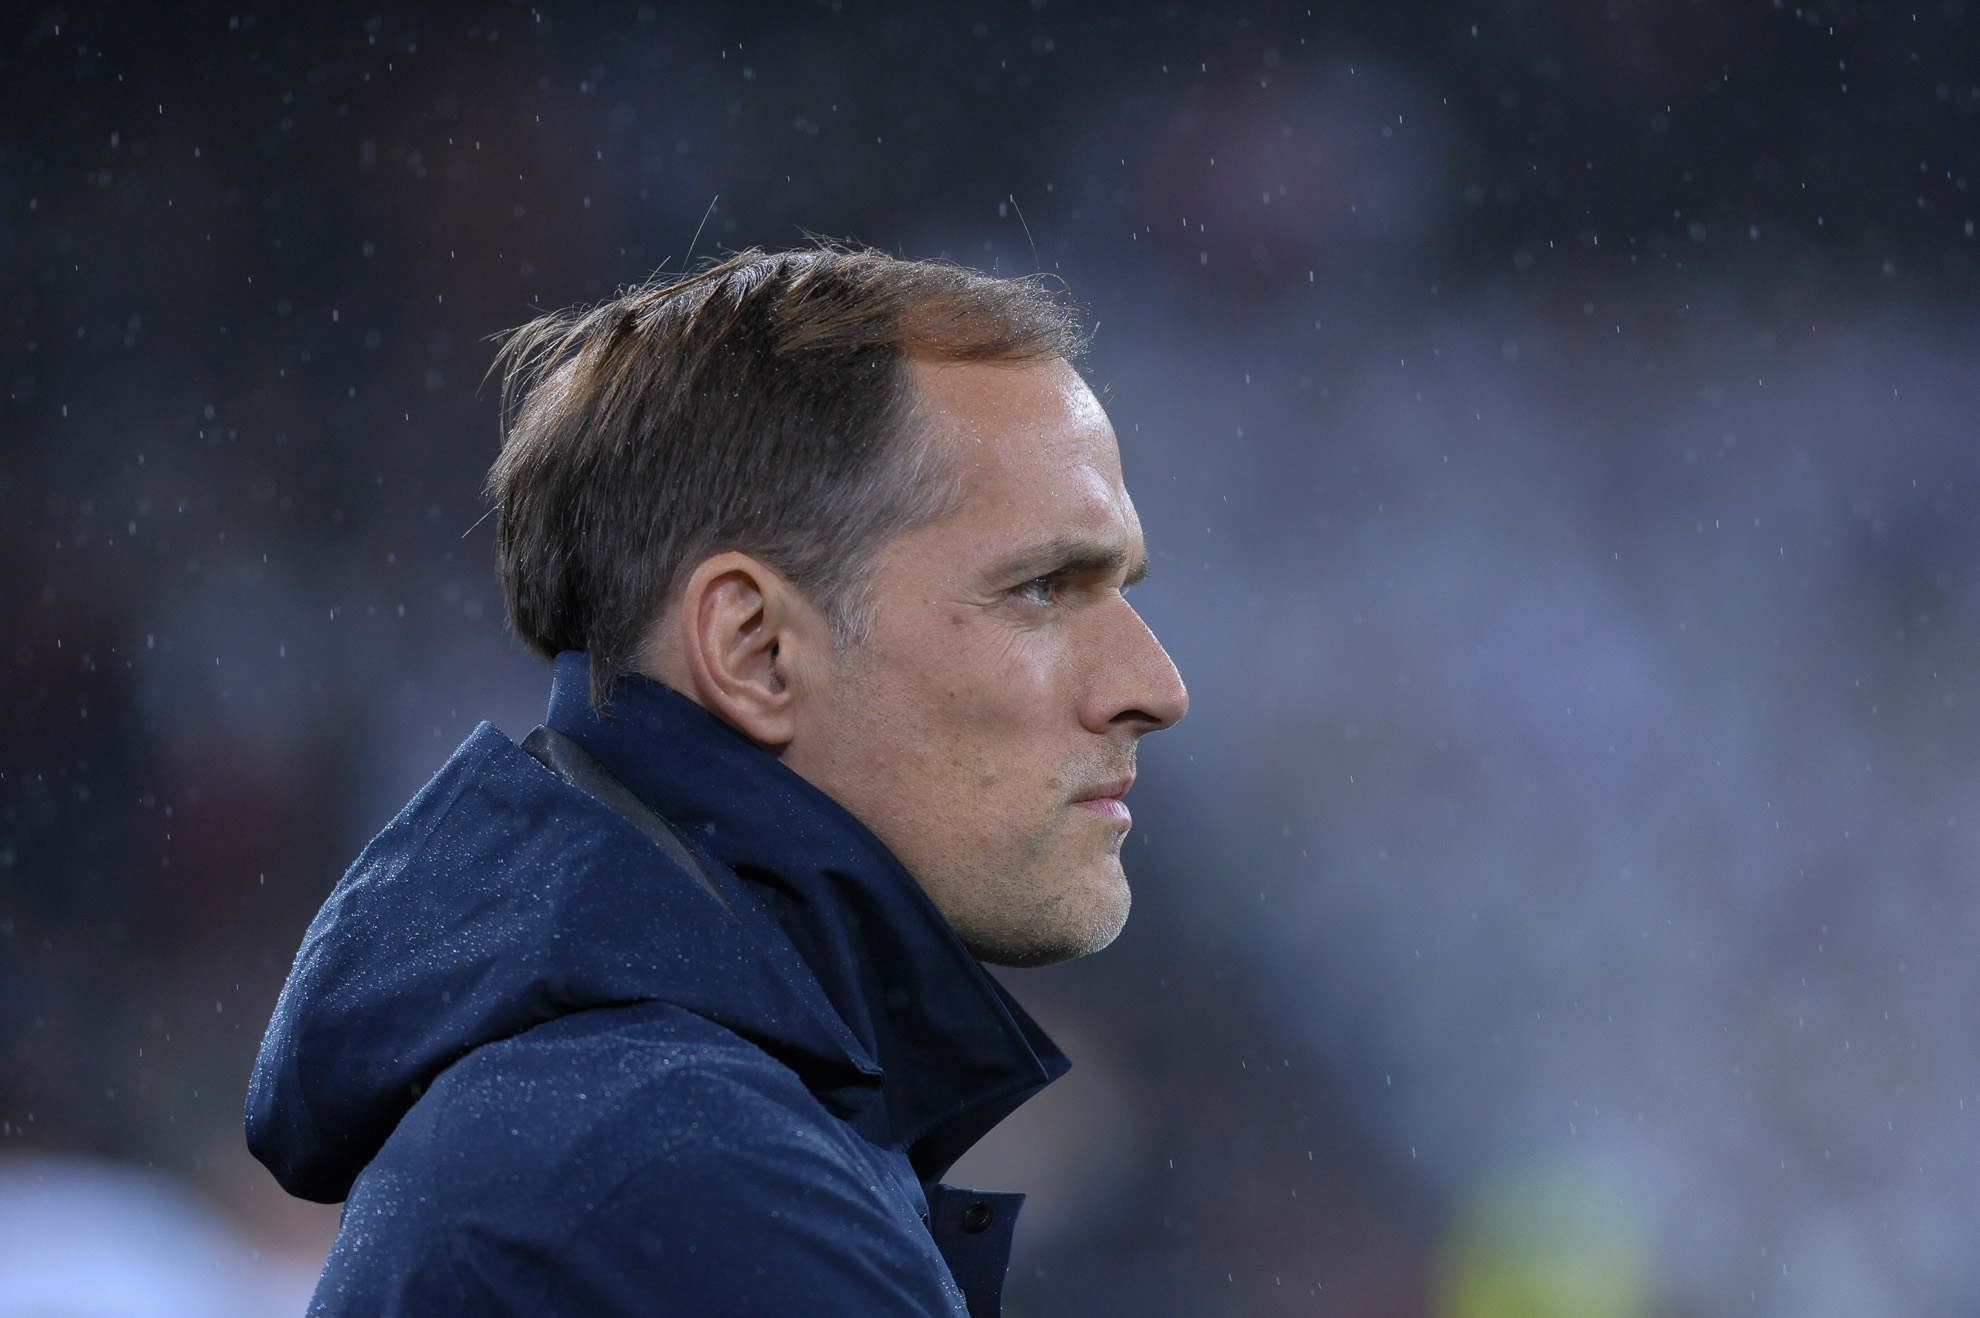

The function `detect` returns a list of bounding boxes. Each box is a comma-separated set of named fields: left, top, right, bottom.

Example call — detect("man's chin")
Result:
left=968, top=870, right=1130, bottom=969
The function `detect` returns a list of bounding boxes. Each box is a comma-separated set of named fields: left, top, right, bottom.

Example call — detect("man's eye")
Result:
left=1015, top=576, right=1057, bottom=604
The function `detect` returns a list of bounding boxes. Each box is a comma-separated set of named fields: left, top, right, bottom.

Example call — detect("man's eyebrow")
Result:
left=987, top=534, right=1151, bottom=587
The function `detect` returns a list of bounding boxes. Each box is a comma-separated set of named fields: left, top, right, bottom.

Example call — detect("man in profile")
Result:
left=246, top=246, right=1187, bottom=1315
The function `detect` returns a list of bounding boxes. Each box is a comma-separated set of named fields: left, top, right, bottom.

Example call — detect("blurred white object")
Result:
left=0, top=1155, right=317, bottom=1318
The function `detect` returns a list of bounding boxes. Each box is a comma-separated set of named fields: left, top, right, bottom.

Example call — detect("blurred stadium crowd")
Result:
left=4, top=3, right=1979, bottom=1314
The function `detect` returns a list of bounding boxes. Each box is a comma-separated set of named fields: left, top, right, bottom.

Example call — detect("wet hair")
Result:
left=487, top=244, right=1088, bottom=710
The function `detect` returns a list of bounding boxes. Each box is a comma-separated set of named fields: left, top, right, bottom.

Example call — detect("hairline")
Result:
left=487, top=246, right=1092, bottom=709
left=660, top=351, right=1092, bottom=655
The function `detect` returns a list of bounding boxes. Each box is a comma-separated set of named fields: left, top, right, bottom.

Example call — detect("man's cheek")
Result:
left=968, top=626, right=1067, bottom=707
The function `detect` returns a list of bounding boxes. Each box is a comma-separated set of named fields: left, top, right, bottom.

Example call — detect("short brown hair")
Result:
left=488, top=245, right=1087, bottom=710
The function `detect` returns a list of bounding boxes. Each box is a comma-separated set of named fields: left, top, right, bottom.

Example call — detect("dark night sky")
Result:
left=5, top=4, right=1980, bottom=1314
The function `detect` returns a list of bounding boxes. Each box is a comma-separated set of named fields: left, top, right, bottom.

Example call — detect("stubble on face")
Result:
left=783, top=358, right=1186, bottom=967
left=818, top=628, right=1141, bottom=967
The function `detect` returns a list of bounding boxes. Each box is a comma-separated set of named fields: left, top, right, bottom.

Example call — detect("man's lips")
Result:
left=1070, top=777, right=1134, bottom=828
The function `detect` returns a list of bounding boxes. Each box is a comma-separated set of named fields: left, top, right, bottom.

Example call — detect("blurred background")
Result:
left=5, top=2, right=1979, bottom=1314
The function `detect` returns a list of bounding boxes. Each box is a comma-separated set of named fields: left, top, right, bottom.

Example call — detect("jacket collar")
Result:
left=546, top=652, right=1068, bottom=1180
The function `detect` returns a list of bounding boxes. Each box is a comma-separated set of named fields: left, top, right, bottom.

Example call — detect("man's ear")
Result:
left=664, top=552, right=825, bottom=749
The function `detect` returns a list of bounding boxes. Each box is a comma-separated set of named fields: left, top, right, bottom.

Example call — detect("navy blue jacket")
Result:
left=247, top=652, right=1068, bottom=1315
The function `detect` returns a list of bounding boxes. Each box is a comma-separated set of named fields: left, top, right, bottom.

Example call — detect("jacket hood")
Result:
left=543, top=654, right=1069, bottom=1180
left=248, top=654, right=1065, bottom=1203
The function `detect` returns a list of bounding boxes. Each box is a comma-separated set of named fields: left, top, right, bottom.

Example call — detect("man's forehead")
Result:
left=1053, top=366, right=1112, bottom=432
left=902, top=357, right=1138, bottom=561
left=908, top=359, right=1120, bottom=481
left=909, top=358, right=1104, bottom=433
left=982, top=528, right=1151, bottom=587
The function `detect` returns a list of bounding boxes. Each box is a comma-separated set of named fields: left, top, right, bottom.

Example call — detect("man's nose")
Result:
left=1085, top=601, right=1189, bottom=735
